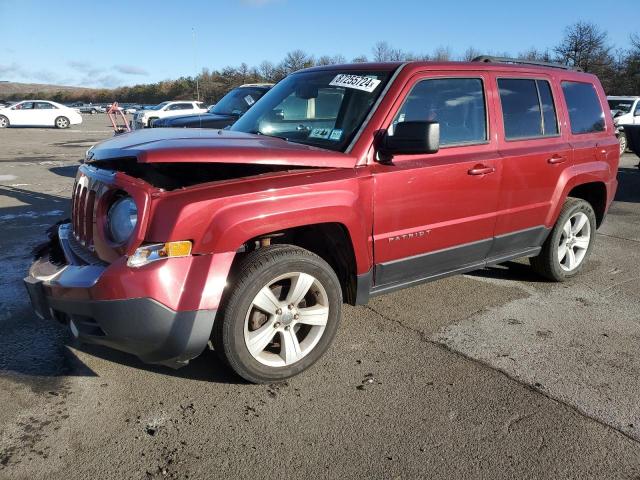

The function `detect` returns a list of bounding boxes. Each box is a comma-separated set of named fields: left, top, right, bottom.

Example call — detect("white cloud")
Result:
left=114, top=65, right=148, bottom=76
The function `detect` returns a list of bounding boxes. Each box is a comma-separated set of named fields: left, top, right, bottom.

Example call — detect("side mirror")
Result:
left=380, top=121, right=440, bottom=158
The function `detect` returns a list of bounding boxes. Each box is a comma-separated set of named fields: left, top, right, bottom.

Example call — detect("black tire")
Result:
left=148, top=117, right=158, bottom=128
left=90, top=109, right=96, bottom=115
left=214, top=245, right=342, bottom=384
left=55, top=116, right=70, bottom=129
left=530, top=198, right=597, bottom=281
left=0, top=115, right=8, bottom=128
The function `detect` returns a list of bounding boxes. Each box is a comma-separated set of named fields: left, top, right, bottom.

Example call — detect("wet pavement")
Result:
left=1, top=116, right=640, bottom=479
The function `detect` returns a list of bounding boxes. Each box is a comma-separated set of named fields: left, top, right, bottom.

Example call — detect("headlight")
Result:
left=107, top=196, right=138, bottom=244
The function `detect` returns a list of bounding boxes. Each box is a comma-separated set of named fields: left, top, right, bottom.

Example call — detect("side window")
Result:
left=35, top=102, right=55, bottom=109
left=635, top=101, right=640, bottom=116
left=13, top=102, right=34, bottom=110
left=561, top=81, right=605, bottom=134
left=498, top=79, right=558, bottom=139
left=392, top=78, right=487, bottom=147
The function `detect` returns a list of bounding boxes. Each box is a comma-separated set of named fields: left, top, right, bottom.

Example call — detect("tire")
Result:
left=530, top=198, right=596, bottom=281
left=90, top=109, right=96, bottom=115
left=55, top=116, right=70, bottom=129
left=148, top=117, right=158, bottom=128
left=618, top=132, right=627, bottom=155
left=214, top=245, right=342, bottom=384
left=0, top=115, right=8, bottom=128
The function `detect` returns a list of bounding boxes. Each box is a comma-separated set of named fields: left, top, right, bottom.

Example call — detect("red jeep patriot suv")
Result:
left=25, top=57, right=619, bottom=383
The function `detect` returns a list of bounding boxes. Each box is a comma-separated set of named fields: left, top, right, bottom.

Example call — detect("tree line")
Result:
left=7, top=21, right=640, bottom=105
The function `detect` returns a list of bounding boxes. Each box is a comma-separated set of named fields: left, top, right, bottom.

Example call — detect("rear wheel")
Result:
left=55, top=116, right=70, bottom=129
left=148, top=117, right=158, bottom=128
left=214, top=245, right=342, bottom=384
left=618, top=131, right=627, bottom=155
left=530, top=198, right=596, bottom=281
left=0, top=115, right=8, bottom=128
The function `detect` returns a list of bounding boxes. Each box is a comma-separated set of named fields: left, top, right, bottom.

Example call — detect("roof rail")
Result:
left=471, top=55, right=583, bottom=72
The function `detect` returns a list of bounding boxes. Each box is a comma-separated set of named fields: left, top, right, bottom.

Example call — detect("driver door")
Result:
left=9, top=102, right=34, bottom=125
left=371, top=73, right=501, bottom=290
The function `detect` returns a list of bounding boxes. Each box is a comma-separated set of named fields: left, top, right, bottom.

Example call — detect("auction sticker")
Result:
left=329, top=74, right=381, bottom=93
left=309, top=127, right=332, bottom=139
left=244, top=95, right=255, bottom=105
left=329, top=129, right=343, bottom=141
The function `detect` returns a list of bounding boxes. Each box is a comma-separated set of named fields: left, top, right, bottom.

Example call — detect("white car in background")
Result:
left=0, top=100, right=82, bottom=129
left=132, top=100, right=206, bottom=129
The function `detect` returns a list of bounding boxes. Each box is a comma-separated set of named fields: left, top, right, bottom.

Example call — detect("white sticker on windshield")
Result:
left=244, top=95, right=255, bottom=106
left=329, top=74, right=381, bottom=93
left=309, top=127, right=332, bottom=139
left=329, top=129, right=343, bottom=141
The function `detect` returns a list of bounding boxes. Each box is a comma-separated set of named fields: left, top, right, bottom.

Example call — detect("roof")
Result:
left=299, top=60, right=595, bottom=77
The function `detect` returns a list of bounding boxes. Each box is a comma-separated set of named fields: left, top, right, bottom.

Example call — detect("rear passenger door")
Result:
left=490, top=74, right=571, bottom=259
left=372, top=72, right=501, bottom=289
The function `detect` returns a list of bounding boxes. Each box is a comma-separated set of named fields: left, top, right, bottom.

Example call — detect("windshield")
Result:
left=149, top=101, right=170, bottom=111
left=211, top=87, right=268, bottom=116
left=608, top=99, right=634, bottom=114
left=231, top=70, right=392, bottom=151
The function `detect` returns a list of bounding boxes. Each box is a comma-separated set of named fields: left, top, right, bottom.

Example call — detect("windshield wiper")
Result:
left=247, top=130, right=289, bottom=141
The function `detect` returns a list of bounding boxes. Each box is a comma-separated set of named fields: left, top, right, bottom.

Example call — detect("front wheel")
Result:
left=0, top=115, right=8, bottom=128
left=530, top=198, right=596, bottom=281
left=55, top=116, right=70, bottom=129
left=214, top=245, right=342, bottom=384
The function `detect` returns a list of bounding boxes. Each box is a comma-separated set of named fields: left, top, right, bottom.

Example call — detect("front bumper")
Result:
left=24, top=224, right=217, bottom=368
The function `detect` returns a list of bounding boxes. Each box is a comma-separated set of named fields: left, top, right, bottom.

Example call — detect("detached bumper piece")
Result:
left=24, top=223, right=216, bottom=369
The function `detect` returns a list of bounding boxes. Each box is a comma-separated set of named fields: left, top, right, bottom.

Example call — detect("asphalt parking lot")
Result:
left=1, top=115, right=639, bottom=479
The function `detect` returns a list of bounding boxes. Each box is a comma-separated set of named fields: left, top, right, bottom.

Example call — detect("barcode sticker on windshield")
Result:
left=329, top=74, right=381, bottom=93
left=244, top=95, right=255, bottom=105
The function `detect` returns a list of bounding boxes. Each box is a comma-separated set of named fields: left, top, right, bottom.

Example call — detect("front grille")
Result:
left=71, top=177, right=101, bottom=249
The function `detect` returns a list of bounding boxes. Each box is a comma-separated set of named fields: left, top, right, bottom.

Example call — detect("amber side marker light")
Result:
left=127, top=241, right=193, bottom=268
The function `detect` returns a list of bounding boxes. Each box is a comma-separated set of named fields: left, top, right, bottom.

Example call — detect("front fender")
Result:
left=202, top=188, right=371, bottom=274
left=146, top=170, right=373, bottom=275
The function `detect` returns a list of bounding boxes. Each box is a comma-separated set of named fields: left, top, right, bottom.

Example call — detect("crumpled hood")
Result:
left=86, top=127, right=356, bottom=169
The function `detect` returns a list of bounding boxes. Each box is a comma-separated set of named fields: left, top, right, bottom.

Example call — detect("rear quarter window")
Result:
left=561, top=81, right=605, bottom=134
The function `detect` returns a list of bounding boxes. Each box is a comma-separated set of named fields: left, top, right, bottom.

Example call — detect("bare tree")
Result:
left=461, top=47, right=482, bottom=61
left=281, top=50, right=315, bottom=74
left=352, top=55, right=368, bottom=63
left=518, top=47, right=553, bottom=62
left=316, top=54, right=347, bottom=66
left=554, top=21, right=612, bottom=72
left=259, top=61, right=280, bottom=82
left=372, top=41, right=405, bottom=62
left=432, top=46, right=452, bottom=61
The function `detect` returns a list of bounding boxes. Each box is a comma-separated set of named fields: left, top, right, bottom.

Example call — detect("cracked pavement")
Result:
left=1, top=116, right=640, bottom=479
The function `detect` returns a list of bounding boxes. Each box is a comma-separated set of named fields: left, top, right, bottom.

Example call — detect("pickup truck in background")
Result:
left=132, top=100, right=207, bottom=129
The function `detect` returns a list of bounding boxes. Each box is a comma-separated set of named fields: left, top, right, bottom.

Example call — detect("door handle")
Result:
left=547, top=155, right=567, bottom=165
left=468, top=164, right=495, bottom=176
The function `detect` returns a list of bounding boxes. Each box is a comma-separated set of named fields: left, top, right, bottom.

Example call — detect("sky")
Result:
left=0, top=0, right=637, bottom=88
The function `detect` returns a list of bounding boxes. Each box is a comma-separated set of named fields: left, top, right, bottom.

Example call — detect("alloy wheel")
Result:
left=244, top=271, right=329, bottom=367
left=557, top=212, right=591, bottom=272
